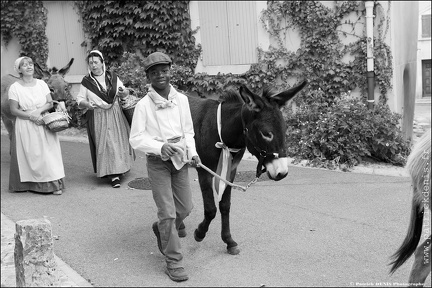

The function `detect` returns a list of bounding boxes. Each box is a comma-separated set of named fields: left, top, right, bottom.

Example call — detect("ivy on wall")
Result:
left=0, top=0, right=49, bottom=69
left=256, top=1, right=408, bottom=168
left=259, top=0, right=393, bottom=105
left=73, top=0, right=201, bottom=70
left=0, top=0, right=393, bottom=104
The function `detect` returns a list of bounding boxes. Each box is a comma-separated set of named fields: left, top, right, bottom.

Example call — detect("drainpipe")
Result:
left=365, top=1, right=375, bottom=109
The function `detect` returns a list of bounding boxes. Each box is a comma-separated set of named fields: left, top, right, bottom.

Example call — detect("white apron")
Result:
left=9, top=80, right=65, bottom=182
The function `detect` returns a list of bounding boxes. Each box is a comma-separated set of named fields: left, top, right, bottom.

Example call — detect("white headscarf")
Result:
left=89, top=50, right=104, bottom=61
left=14, top=57, right=27, bottom=74
left=87, top=50, right=111, bottom=94
left=88, top=50, right=106, bottom=75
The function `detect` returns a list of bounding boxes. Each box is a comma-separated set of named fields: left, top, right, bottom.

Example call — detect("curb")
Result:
left=55, top=255, right=93, bottom=287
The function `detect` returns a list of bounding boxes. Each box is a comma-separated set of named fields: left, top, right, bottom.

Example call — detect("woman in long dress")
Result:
left=75, top=50, right=134, bottom=188
left=8, top=56, right=65, bottom=195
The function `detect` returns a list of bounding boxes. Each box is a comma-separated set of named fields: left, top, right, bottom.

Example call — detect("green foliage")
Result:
left=110, top=52, right=199, bottom=98
left=259, top=1, right=393, bottom=104
left=250, top=0, right=405, bottom=169
left=114, top=0, right=392, bottom=108
left=170, top=64, right=195, bottom=92
left=284, top=90, right=411, bottom=169
left=74, top=1, right=201, bottom=70
left=0, top=0, right=49, bottom=68
left=111, top=52, right=149, bottom=98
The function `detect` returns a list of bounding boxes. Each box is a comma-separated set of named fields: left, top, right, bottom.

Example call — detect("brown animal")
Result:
left=389, top=128, right=431, bottom=286
left=1, top=58, right=74, bottom=141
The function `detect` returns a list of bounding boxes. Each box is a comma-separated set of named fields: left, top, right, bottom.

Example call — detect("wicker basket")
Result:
left=123, top=106, right=135, bottom=126
left=42, top=111, right=70, bottom=132
left=120, top=94, right=140, bottom=126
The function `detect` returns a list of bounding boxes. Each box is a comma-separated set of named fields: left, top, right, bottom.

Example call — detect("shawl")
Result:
left=81, top=70, right=118, bottom=104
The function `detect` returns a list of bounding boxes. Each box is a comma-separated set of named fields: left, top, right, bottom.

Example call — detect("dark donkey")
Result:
left=1, top=58, right=74, bottom=141
left=188, top=81, right=307, bottom=255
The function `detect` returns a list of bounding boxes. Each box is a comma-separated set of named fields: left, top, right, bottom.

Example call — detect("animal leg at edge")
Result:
left=219, top=187, right=239, bottom=255
left=408, top=236, right=431, bottom=287
left=194, top=169, right=217, bottom=242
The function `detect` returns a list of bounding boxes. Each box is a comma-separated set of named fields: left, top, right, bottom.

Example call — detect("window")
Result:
left=44, top=1, right=88, bottom=77
left=197, top=1, right=258, bottom=66
left=422, top=14, right=431, bottom=38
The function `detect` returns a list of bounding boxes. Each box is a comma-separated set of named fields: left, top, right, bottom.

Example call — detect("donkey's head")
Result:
left=34, top=58, right=74, bottom=101
left=239, top=80, right=307, bottom=180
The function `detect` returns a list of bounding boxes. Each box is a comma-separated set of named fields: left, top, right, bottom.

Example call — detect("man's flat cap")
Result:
left=144, top=52, right=172, bottom=71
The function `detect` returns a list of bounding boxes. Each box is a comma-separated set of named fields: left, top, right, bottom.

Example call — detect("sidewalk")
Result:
left=1, top=213, right=93, bottom=287
left=0, top=100, right=430, bottom=287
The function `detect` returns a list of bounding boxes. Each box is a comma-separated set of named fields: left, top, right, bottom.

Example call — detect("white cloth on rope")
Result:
left=212, top=104, right=241, bottom=202
left=159, top=137, right=188, bottom=170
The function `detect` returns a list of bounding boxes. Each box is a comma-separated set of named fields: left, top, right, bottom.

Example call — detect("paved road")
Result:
left=1, top=134, right=431, bottom=287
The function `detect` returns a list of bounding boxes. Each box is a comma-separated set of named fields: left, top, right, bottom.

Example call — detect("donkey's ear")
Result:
left=271, top=80, right=307, bottom=106
left=58, top=58, right=74, bottom=77
left=239, top=85, right=264, bottom=112
left=34, top=63, right=51, bottom=80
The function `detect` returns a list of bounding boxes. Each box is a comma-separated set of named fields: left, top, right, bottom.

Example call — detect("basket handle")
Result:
left=61, top=111, right=72, bottom=123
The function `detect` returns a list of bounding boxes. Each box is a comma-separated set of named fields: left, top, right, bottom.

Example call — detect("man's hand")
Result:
left=189, top=155, right=201, bottom=167
left=161, top=143, right=180, bottom=158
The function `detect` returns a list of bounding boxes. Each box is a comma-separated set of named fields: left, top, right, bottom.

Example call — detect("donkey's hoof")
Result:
left=194, top=229, right=204, bottom=242
left=227, top=246, right=240, bottom=255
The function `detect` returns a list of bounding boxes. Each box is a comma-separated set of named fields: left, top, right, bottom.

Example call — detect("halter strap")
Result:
left=240, top=103, right=283, bottom=178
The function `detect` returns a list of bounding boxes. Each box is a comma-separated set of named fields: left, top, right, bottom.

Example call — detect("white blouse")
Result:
left=75, top=73, right=125, bottom=111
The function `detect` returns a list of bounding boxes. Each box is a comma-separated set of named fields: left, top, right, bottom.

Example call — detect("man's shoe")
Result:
left=165, top=267, right=189, bottom=282
left=178, top=222, right=187, bottom=238
left=152, top=222, right=165, bottom=255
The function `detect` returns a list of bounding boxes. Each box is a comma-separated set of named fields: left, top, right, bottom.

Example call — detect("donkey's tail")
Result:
left=388, top=194, right=424, bottom=274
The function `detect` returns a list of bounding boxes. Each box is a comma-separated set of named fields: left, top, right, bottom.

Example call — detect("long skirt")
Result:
left=86, top=101, right=134, bottom=178
left=9, top=121, right=65, bottom=193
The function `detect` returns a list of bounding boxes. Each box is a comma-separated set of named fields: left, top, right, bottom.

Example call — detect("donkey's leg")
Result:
left=194, top=169, right=217, bottom=242
left=1, top=115, right=14, bottom=155
left=1, top=115, right=13, bottom=142
left=408, top=236, right=431, bottom=287
left=219, top=187, right=239, bottom=255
